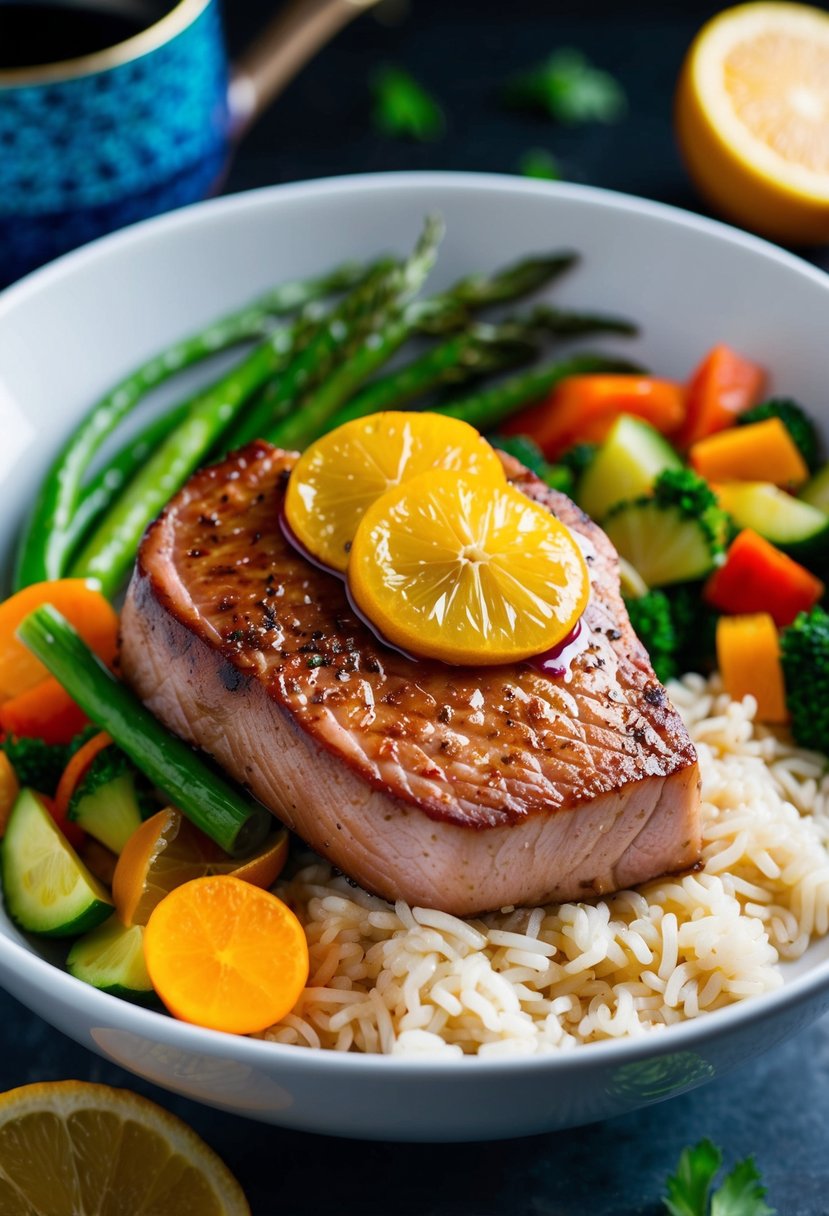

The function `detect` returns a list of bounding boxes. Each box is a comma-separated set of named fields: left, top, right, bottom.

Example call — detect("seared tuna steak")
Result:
left=120, top=442, right=701, bottom=915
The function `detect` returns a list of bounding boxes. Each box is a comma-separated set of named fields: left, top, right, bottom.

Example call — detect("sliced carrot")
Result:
left=690, top=417, right=808, bottom=486
left=501, top=375, right=686, bottom=459
left=716, top=613, right=788, bottom=722
left=705, top=529, right=824, bottom=627
left=53, top=731, right=113, bottom=824
left=675, top=344, right=766, bottom=449
left=0, top=678, right=88, bottom=745
left=144, top=875, right=309, bottom=1034
left=0, top=580, right=118, bottom=703
left=0, top=753, right=20, bottom=839
left=113, top=805, right=289, bottom=927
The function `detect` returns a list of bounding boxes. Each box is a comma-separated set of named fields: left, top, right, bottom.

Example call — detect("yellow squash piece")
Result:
left=284, top=412, right=506, bottom=572
left=716, top=612, right=788, bottom=722
left=348, top=470, right=590, bottom=665
left=0, top=1081, right=250, bottom=1215
left=676, top=2, right=829, bottom=243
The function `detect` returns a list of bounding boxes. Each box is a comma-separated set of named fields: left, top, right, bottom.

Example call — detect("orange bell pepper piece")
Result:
left=501, top=375, right=686, bottom=460
left=705, top=530, right=823, bottom=627
left=0, top=579, right=118, bottom=702
left=690, top=418, right=808, bottom=487
left=675, top=344, right=765, bottom=449
left=716, top=613, right=787, bottom=722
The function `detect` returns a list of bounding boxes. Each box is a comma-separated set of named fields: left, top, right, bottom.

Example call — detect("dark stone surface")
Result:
left=4, top=1, right=829, bottom=1211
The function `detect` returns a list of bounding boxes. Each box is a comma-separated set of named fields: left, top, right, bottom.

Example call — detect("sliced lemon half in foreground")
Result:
left=0, top=1081, right=249, bottom=1215
left=348, top=470, right=589, bottom=665
left=676, top=1, right=829, bottom=243
left=285, top=412, right=506, bottom=572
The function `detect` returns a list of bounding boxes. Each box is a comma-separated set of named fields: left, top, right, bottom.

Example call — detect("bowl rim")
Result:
left=2, top=168, right=829, bottom=1075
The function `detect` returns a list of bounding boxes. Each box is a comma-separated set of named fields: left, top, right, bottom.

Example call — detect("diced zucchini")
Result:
left=604, top=500, right=719, bottom=586
left=67, top=915, right=153, bottom=998
left=577, top=415, right=681, bottom=521
left=2, top=789, right=112, bottom=937
left=70, top=772, right=144, bottom=856
left=717, top=481, right=829, bottom=571
left=801, top=462, right=829, bottom=514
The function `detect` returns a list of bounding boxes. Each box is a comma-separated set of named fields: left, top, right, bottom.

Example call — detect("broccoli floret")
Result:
left=558, top=442, right=598, bottom=481
left=663, top=581, right=719, bottom=675
left=652, top=467, right=729, bottom=553
left=624, top=590, right=678, bottom=683
left=0, top=736, right=69, bottom=795
left=490, top=433, right=576, bottom=496
left=781, top=606, right=829, bottom=752
left=69, top=744, right=158, bottom=854
left=738, top=397, right=821, bottom=473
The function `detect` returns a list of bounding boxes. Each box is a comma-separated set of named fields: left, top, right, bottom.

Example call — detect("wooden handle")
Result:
left=229, top=0, right=382, bottom=137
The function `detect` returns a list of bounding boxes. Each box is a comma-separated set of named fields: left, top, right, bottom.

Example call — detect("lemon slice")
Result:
left=0, top=1081, right=250, bottom=1215
left=348, top=470, right=589, bottom=665
left=284, top=412, right=506, bottom=572
left=676, top=2, right=829, bottom=242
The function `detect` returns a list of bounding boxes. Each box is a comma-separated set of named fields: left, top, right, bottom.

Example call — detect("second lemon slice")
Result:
left=284, top=412, right=506, bottom=572
left=348, top=471, right=590, bottom=665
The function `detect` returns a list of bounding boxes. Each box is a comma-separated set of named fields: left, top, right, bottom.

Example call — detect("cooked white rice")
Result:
left=260, top=675, right=829, bottom=1056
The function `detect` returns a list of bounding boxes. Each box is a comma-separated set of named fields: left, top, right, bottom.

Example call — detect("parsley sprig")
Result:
left=371, top=65, right=445, bottom=141
left=505, top=49, right=626, bottom=125
left=663, top=1140, right=775, bottom=1216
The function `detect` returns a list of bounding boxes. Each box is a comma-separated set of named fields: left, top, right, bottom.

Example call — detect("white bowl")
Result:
left=2, top=172, right=829, bottom=1142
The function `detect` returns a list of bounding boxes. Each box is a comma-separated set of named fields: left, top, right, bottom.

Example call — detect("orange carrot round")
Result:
left=144, top=875, right=309, bottom=1034
left=0, top=580, right=118, bottom=703
left=0, top=678, right=89, bottom=745
left=53, top=731, right=113, bottom=824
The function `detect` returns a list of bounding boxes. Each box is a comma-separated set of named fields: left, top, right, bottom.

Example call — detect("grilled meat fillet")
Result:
left=120, top=442, right=701, bottom=915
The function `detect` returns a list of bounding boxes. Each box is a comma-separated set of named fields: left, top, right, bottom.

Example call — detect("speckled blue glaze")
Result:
left=0, top=0, right=229, bottom=285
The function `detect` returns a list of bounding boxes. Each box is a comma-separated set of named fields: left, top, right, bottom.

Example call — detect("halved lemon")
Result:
left=676, top=2, right=829, bottom=243
left=0, top=1081, right=249, bottom=1215
left=284, top=412, right=506, bottom=572
left=348, top=470, right=589, bottom=665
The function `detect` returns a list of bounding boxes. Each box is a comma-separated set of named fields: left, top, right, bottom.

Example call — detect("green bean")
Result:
left=65, top=403, right=190, bottom=563
left=17, top=607, right=271, bottom=857
left=13, top=262, right=365, bottom=591
left=69, top=319, right=303, bottom=596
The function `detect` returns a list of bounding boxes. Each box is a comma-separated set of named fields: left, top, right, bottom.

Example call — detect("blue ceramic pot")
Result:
left=0, top=0, right=235, bottom=286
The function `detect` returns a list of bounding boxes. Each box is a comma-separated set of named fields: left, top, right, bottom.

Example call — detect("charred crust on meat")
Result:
left=218, top=661, right=248, bottom=693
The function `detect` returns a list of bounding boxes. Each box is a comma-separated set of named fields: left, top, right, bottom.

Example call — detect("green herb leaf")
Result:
left=710, top=1158, right=775, bottom=1216
left=506, top=49, right=626, bottom=125
left=371, top=66, right=445, bottom=141
left=519, top=149, right=561, bottom=180
left=663, top=1140, right=723, bottom=1216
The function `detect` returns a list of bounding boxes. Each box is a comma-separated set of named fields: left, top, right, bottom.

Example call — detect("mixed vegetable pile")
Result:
left=1, top=229, right=828, bottom=1035
left=495, top=342, right=829, bottom=752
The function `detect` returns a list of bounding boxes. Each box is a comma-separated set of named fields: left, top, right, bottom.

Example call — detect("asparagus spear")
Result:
left=69, top=317, right=305, bottom=597
left=229, top=218, right=444, bottom=451
left=436, top=353, right=644, bottom=430
left=18, top=606, right=271, bottom=857
left=267, top=252, right=591, bottom=450
left=13, top=262, right=365, bottom=591
left=65, top=403, right=190, bottom=563
left=288, top=323, right=539, bottom=444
